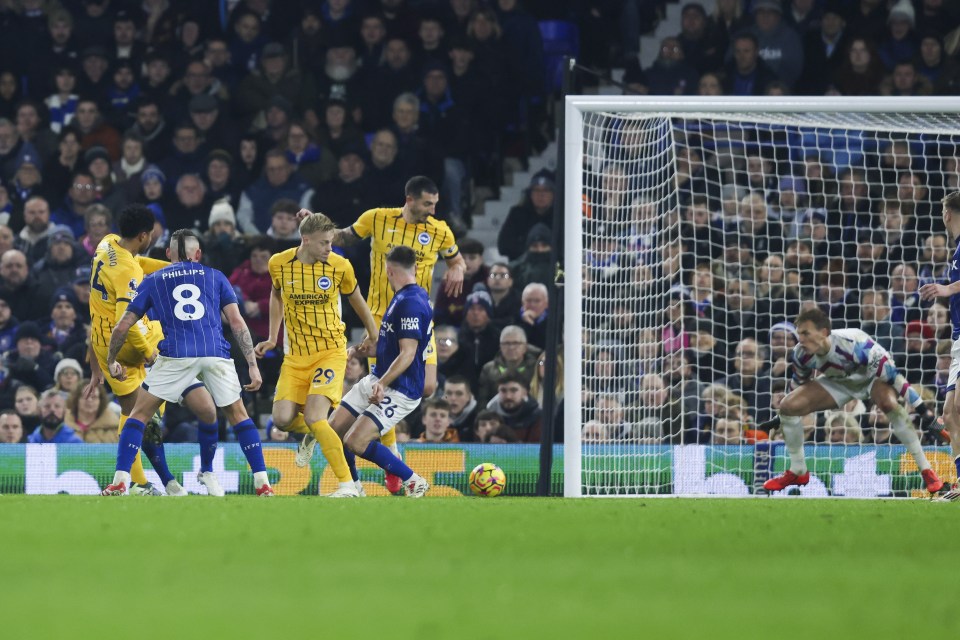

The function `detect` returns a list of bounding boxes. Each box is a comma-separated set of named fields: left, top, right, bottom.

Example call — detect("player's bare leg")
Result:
left=764, top=381, right=838, bottom=492
left=303, top=394, right=356, bottom=496
left=871, top=382, right=942, bottom=493
left=935, top=390, right=960, bottom=501
left=344, top=416, right=429, bottom=498
left=221, top=400, right=273, bottom=496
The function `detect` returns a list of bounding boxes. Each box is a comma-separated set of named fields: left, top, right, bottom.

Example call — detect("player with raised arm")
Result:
left=920, top=191, right=960, bottom=500
left=252, top=212, right=378, bottom=497
left=84, top=204, right=219, bottom=497
left=101, top=230, right=273, bottom=497
left=298, top=176, right=465, bottom=493
left=326, top=246, right=433, bottom=497
left=762, top=307, right=943, bottom=494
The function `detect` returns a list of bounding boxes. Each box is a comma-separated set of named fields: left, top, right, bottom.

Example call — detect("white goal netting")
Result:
left=565, top=98, right=960, bottom=498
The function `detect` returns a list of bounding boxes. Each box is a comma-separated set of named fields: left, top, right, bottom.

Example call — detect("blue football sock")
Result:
left=954, top=456, right=960, bottom=481
left=116, top=418, right=145, bottom=473
left=141, top=441, right=175, bottom=486
left=233, top=419, right=266, bottom=473
left=360, top=441, right=413, bottom=481
left=198, top=421, right=219, bottom=473
left=344, top=448, right=359, bottom=482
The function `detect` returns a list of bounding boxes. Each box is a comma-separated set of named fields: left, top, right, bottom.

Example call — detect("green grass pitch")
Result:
left=2, top=496, right=958, bottom=638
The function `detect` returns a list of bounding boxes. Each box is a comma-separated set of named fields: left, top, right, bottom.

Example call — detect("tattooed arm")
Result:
left=223, top=302, right=262, bottom=391
left=333, top=226, right=361, bottom=247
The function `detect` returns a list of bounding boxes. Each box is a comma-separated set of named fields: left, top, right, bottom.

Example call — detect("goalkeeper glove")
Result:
left=913, top=403, right=950, bottom=444
left=756, top=416, right=781, bottom=432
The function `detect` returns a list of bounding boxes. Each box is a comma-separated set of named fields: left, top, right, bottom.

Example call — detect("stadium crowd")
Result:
left=0, top=0, right=959, bottom=450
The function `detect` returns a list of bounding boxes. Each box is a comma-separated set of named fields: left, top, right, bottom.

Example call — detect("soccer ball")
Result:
left=469, top=463, right=506, bottom=497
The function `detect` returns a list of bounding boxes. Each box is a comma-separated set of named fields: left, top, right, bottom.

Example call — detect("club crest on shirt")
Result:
left=417, top=232, right=430, bottom=245
left=317, top=276, right=332, bottom=290
left=128, top=278, right=139, bottom=298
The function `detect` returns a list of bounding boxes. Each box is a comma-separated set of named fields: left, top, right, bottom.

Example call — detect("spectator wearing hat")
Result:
left=459, top=289, right=501, bottom=389
left=73, top=99, right=120, bottom=161
left=643, top=36, right=700, bottom=95
left=139, top=52, right=175, bottom=115
left=158, top=123, right=207, bottom=187
left=27, top=390, right=83, bottom=444
left=34, top=229, right=85, bottom=305
left=916, top=0, right=960, bottom=38
left=435, top=238, right=489, bottom=327
left=204, top=149, right=240, bottom=208
left=309, top=143, right=373, bottom=227
left=903, top=320, right=937, bottom=386
left=284, top=119, right=336, bottom=186
left=784, top=0, right=823, bottom=35
left=497, top=169, right=555, bottom=261
left=136, top=164, right=168, bottom=212
left=742, top=0, right=803, bottom=90
left=288, top=7, right=329, bottom=79
left=509, top=223, right=553, bottom=293
left=52, top=357, right=84, bottom=399
left=236, top=42, right=320, bottom=130
left=0, top=117, right=41, bottom=186
left=4, top=321, right=56, bottom=390
left=188, top=93, right=239, bottom=157
left=236, top=149, right=312, bottom=235
left=0, top=249, right=46, bottom=322
left=76, top=46, right=111, bottom=107
left=675, top=3, right=726, bottom=75
left=879, top=0, right=918, bottom=70
left=71, top=266, right=92, bottom=320
left=203, top=199, right=246, bottom=275
left=798, top=2, right=850, bottom=95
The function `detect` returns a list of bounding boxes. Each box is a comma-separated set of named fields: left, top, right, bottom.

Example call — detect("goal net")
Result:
left=563, top=97, right=960, bottom=498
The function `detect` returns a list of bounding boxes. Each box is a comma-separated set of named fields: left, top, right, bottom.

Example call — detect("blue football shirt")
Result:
left=127, top=262, right=238, bottom=359
left=374, top=283, right=433, bottom=399
left=950, top=238, right=960, bottom=340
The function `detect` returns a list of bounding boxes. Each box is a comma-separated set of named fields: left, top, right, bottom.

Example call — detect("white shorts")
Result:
left=947, top=337, right=960, bottom=391
left=815, top=374, right=876, bottom=408
left=340, top=373, right=421, bottom=435
left=143, top=356, right=241, bottom=407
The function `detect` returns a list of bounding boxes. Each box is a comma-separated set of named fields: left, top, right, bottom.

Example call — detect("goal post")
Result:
left=563, top=96, right=960, bottom=498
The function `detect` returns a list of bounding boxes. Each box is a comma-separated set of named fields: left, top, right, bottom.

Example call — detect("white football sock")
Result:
left=253, top=471, right=270, bottom=488
left=780, top=414, right=807, bottom=475
left=887, top=406, right=931, bottom=471
left=113, top=470, right=131, bottom=486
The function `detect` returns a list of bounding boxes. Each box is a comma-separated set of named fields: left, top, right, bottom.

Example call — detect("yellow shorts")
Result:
left=276, top=349, right=347, bottom=407
left=93, top=319, right=162, bottom=397
left=367, top=314, right=436, bottom=371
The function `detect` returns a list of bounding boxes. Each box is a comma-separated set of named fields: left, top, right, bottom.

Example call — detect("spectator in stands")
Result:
left=0, top=296, right=17, bottom=353
left=189, top=94, right=239, bottom=157
left=0, top=250, right=46, bottom=322
left=698, top=72, right=723, bottom=95
left=203, top=149, right=239, bottom=208
left=723, top=32, right=779, bottom=96
left=720, top=337, right=773, bottom=424
left=417, top=398, right=459, bottom=443
left=714, top=0, right=749, bottom=41
left=46, top=289, right=86, bottom=360
left=903, top=320, right=937, bottom=386
left=84, top=146, right=126, bottom=212
left=158, top=123, right=207, bottom=187
left=435, top=238, right=487, bottom=327
left=748, top=0, right=804, bottom=89
left=229, top=10, right=269, bottom=75
left=53, top=172, right=98, bottom=237
left=34, top=230, right=84, bottom=304
left=478, top=324, right=541, bottom=406
left=5, top=321, right=55, bottom=391
left=756, top=254, right=801, bottom=324
left=918, top=233, right=949, bottom=288
left=711, top=417, right=743, bottom=445
left=662, top=348, right=705, bottom=437
left=858, top=288, right=905, bottom=358
left=16, top=100, right=56, bottom=162
left=169, top=60, right=227, bottom=126
left=634, top=373, right=682, bottom=442
left=73, top=99, right=119, bottom=160
left=309, top=145, right=370, bottom=227
left=510, top=224, right=553, bottom=293
left=926, top=302, right=951, bottom=342
left=343, top=352, right=367, bottom=397
left=767, top=321, right=799, bottom=378
left=716, top=277, right=763, bottom=346
left=237, top=42, right=320, bottom=129
left=237, top=150, right=312, bottom=234
left=880, top=60, right=932, bottom=96
left=825, top=411, right=863, bottom=444
left=284, top=120, right=336, bottom=187
left=44, top=129, right=81, bottom=199
left=890, top=262, right=925, bottom=323
left=316, top=98, right=365, bottom=161
left=0, top=410, right=23, bottom=443
left=229, top=235, right=274, bottom=342
left=52, top=357, right=83, bottom=399
left=13, top=385, right=40, bottom=434
left=518, top=282, right=549, bottom=349
left=115, top=132, right=146, bottom=186
left=65, top=379, right=118, bottom=443
left=681, top=198, right=723, bottom=261
left=917, top=33, right=952, bottom=86
left=916, top=0, right=960, bottom=37
left=436, top=324, right=472, bottom=382
left=365, top=128, right=407, bottom=205
left=265, top=199, right=302, bottom=252
left=643, top=36, right=699, bottom=95
left=798, top=3, right=850, bottom=95
left=878, top=0, right=918, bottom=70
left=167, top=174, right=208, bottom=233
left=498, top=170, right=554, bottom=261
left=128, top=97, right=170, bottom=162
left=486, top=372, right=541, bottom=443
left=443, top=375, right=479, bottom=441
left=26, top=389, right=82, bottom=444
left=315, top=33, right=365, bottom=109
left=474, top=409, right=509, bottom=443
left=459, top=289, right=500, bottom=389
left=16, top=196, right=57, bottom=264
left=676, top=3, right=725, bottom=75
left=832, top=38, right=886, bottom=95
left=0, top=117, right=40, bottom=185
left=203, top=200, right=246, bottom=276
left=733, top=191, right=783, bottom=262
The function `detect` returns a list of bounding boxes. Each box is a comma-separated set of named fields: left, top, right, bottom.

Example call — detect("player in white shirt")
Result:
left=763, top=307, right=944, bottom=494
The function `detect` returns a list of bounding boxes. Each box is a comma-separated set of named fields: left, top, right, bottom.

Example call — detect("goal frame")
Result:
left=562, top=96, right=960, bottom=498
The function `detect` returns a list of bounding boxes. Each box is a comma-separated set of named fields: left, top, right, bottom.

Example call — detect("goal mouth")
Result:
left=564, top=97, right=960, bottom=498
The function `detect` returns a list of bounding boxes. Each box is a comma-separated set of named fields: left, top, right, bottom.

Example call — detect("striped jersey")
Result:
left=268, top=247, right=358, bottom=354
left=375, top=283, right=433, bottom=399
left=126, top=262, right=236, bottom=359
left=89, top=234, right=167, bottom=355
left=351, top=207, right=459, bottom=316
left=949, top=238, right=960, bottom=340
left=790, top=328, right=883, bottom=388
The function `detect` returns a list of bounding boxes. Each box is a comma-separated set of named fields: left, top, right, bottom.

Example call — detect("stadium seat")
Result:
left=539, top=20, right=579, bottom=93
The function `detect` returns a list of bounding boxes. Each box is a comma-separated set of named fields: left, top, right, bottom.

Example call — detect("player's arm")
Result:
left=919, top=280, right=960, bottom=301
left=374, top=338, right=418, bottom=391
left=135, top=256, right=169, bottom=275
left=347, top=286, right=379, bottom=354
left=110, top=267, right=156, bottom=363
left=254, top=287, right=284, bottom=357
left=333, top=225, right=362, bottom=247
left=82, top=342, right=105, bottom=399
left=223, top=302, right=262, bottom=392
left=106, top=310, right=142, bottom=380
left=442, top=252, right=466, bottom=297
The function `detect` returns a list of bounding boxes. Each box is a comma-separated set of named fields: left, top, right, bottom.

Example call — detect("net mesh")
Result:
left=577, top=109, right=960, bottom=496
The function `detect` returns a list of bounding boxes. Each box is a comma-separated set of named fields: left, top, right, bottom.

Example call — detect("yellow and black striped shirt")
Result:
left=268, top=247, right=358, bottom=355
left=351, top=207, right=459, bottom=317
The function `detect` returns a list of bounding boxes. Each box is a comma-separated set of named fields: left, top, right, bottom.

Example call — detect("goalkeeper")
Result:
left=760, top=308, right=944, bottom=494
